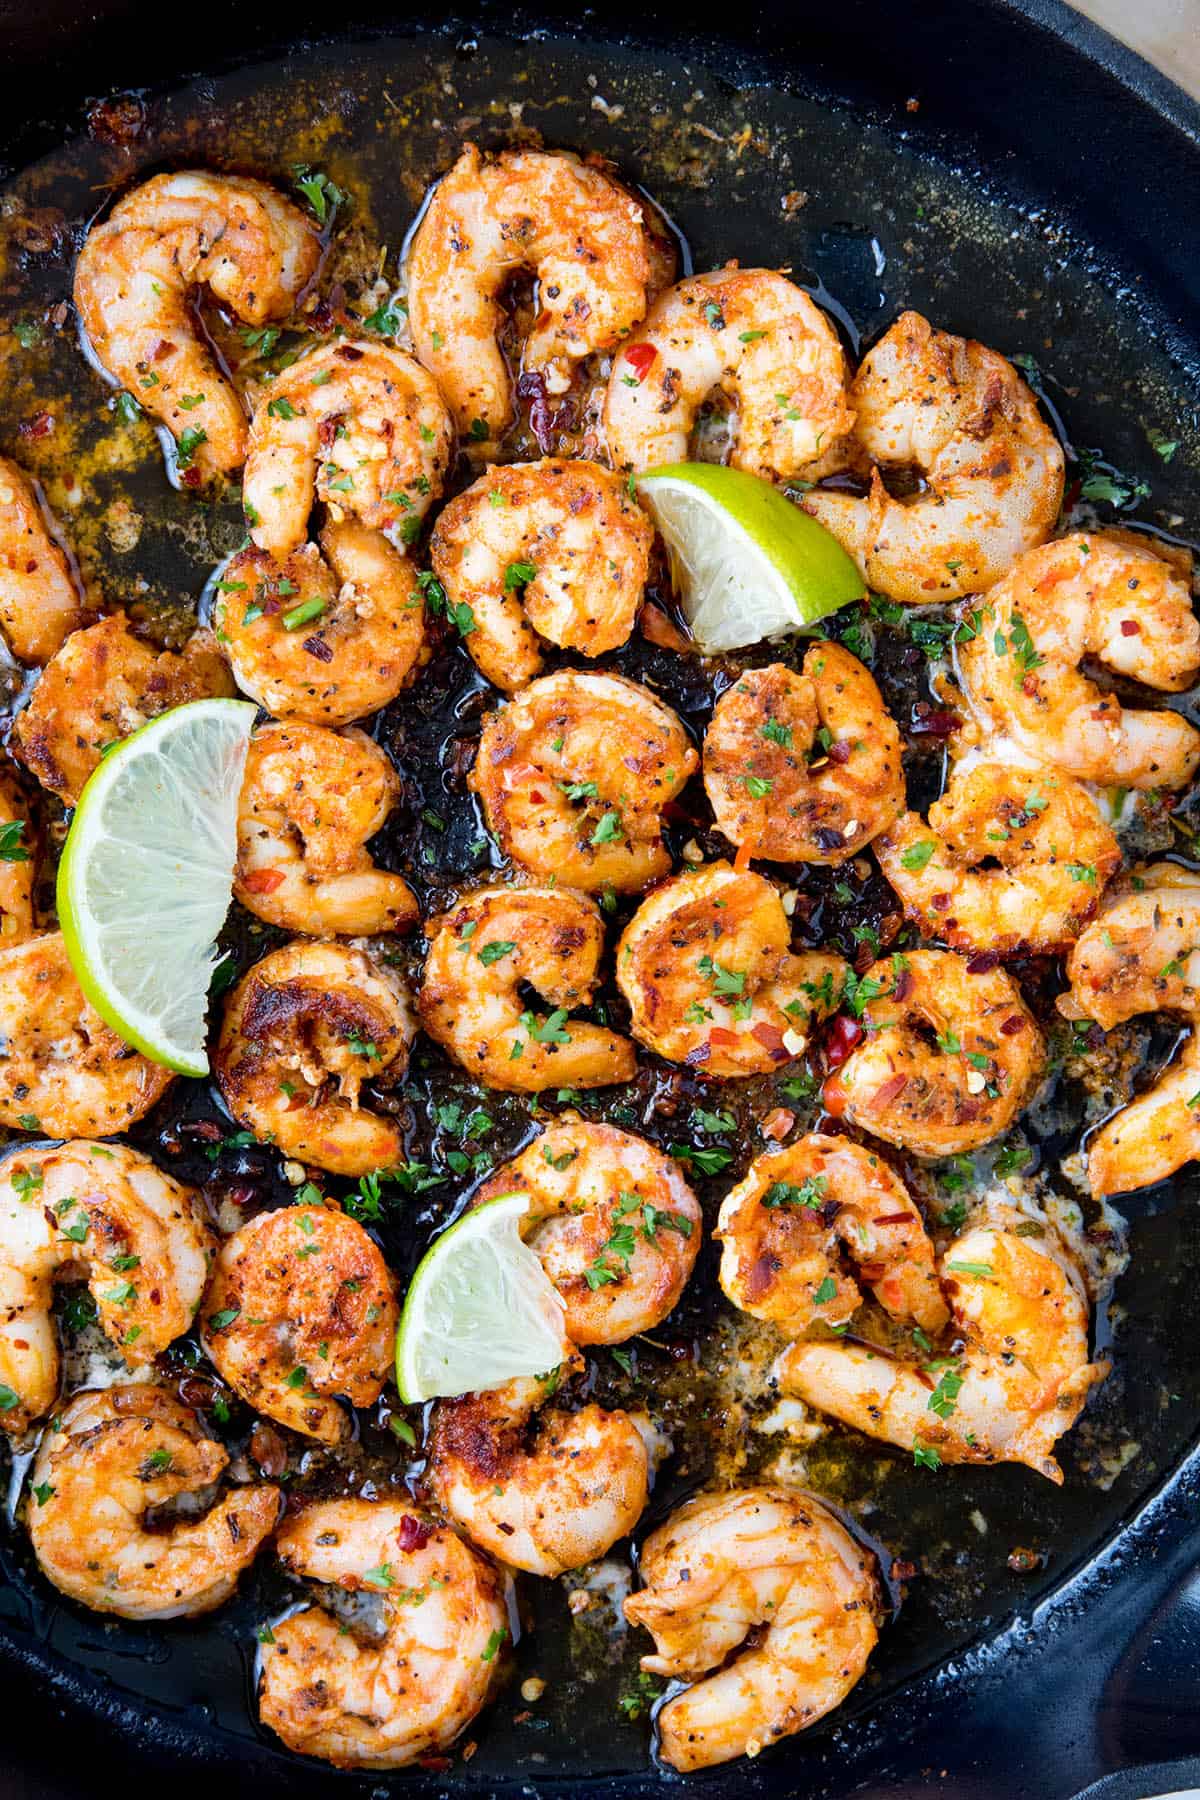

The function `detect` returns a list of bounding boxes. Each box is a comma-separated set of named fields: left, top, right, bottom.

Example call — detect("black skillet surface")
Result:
left=1, top=2, right=1200, bottom=1796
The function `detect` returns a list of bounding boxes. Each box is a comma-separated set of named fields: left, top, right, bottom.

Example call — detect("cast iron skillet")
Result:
left=1, top=2, right=1200, bottom=1796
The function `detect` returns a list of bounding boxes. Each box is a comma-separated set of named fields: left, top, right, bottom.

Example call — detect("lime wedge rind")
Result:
left=57, top=698, right=257, bottom=1077
left=395, top=1191, right=570, bottom=1403
left=637, top=462, right=865, bottom=654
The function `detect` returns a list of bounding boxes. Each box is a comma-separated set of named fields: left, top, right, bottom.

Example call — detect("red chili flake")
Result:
left=18, top=411, right=53, bottom=440
left=181, top=466, right=203, bottom=489
left=824, top=1014, right=864, bottom=1069
left=639, top=600, right=692, bottom=654
left=827, top=740, right=852, bottom=765
left=708, top=1026, right=739, bottom=1047
left=1119, top=619, right=1141, bottom=636
left=1000, top=1014, right=1027, bottom=1035
left=760, top=1107, right=795, bottom=1142
left=911, top=706, right=961, bottom=739
left=892, top=968, right=913, bottom=1003
left=396, top=1513, right=432, bottom=1553
left=869, top=1073, right=909, bottom=1110
left=873, top=1212, right=915, bottom=1226
left=751, top=1022, right=788, bottom=1061
left=336, top=345, right=364, bottom=363
left=241, top=867, right=285, bottom=895
left=930, top=893, right=952, bottom=912
left=914, top=1368, right=935, bottom=1391
left=624, top=342, right=658, bottom=382
left=966, top=951, right=1001, bottom=974
left=891, top=1558, right=919, bottom=1582
left=516, top=370, right=571, bottom=455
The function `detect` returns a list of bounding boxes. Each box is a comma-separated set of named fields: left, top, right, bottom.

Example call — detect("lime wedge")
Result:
left=637, top=462, right=864, bottom=654
left=57, top=698, right=257, bottom=1077
left=395, top=1192, right=570, bottom=1403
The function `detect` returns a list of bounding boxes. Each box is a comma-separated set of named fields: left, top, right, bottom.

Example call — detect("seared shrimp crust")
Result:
left=235, top=722, right=418, bottom=935
left=0, top=1140, right=213, bottom=1434
left=0, top=457, right=87, bottom=664
left=407, top=143, right=672, bottom=438
left=473, top=1116, right=701, bottom=1343
left=259, top=1500, right=507, bottom=1769
left=717, top=1134, right=947, bottom=1337
left=430, top=458, right=653, bottom=691
left=74, top=170, right=321, bottom=478
left=13, top=613, right=234, bottom=805
left=803, top=310, right=1064, bottom=602
left=702, top=646, right=904, bottom=863
left=29, top=1387, right=281, bottom=1619
left=605, top=268, right=854, bottom=481
left=957, top=533, right=1200, bottom=788
left=217, top=519, right=427, bottom=726
left=470, top=669, right=697, bottom=893
left=419, top=885, right=636, bottom=1092
left=616, top=862, right=847, bottom=1077
left=822, top=949, right=1045, bottom=1156
left=625, top=1486, right=880, bottom=1772
left=201, top=1203, right=398, bottom=1443
left=214, top=940, right=415, bottom=1177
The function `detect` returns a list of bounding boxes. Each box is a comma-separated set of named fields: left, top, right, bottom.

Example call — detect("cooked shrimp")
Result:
left=957, top=533, right=1200, bottom=788
left=429, top=1365, right=649, bottom=1576
left=430, top=459, right=653, bottom=691
left=717, top=1134, right=947, bottom=1337
left=74, top=170, right=321, bottom=479
left=407, top=143, right=672, bottom=439
left=214, top=940, right=415, bottom=1177
left=473, top=1116, right=701, bottom=1343
left=0, top=1140, right=213, bottom=1434
left=779, top=1201, right=1108, bottom=1483
left=822, top=948, right=1044, bottom=1156
left=201, top=1203, right=398, bottom=1443
left=235, top=722, right=417, bottom=935
left=702, top=647, right=904, bottom=863
left=876, top=760, right=1121, bottom=954
left=0, top=932, right=174, bottom=1138
left=604, top=268, right=853, bottom=481
left=216, top=519, right=427, bottom=726
left=13, top=612, right=234, bottom=805
left=259, top=1499, right=507, bottom=1769
left=28, top=1387, right=280, bottom=1618
left=802, top=310, right=1064, bottom=602
left=0, top=770, right=36, bottom=946
left=419, top=885, right=636, bottom=1092
left=470, top=670, right=697, bottom=892
left=625, top=1486, right=880, bottom=1772
left=243, top=341, right=454, bottom=560
left=1059, top=864, right=1200, bottom=1197
left=0, top=457, right=87, bottom=663
left=616, top=862, right=847, bottom=1078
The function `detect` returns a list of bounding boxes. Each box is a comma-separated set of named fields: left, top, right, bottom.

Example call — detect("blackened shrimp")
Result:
left=0, top=457, right=87, bottom=664
left=473, top=1116, right=701, bottom=1343
left=418, top=885, right=636, bottom=1092
left=430, top=459, right=653, bottom=691
left=957, top=533, right=1200, bottom=788
left=822, top=949, right=1045, bottom=1156
left=234, top=722, right=418, bottom=935
left=803, top=310, right=1064, bottom=602
left=702, top=647, right=904, bottom=863
left=604, top=268, right=853, bottom=481
left=214, top=940, right=415, bottom=1177
left=407, top=143, right=672, bottom=439
left=876, top=760, right=1121, bottom=954
left=717, top=1134, right=947, bottom=1337
left=470, top=669, right=697, bottom=893
left=28, top=1387, right=280, bottom=1618
left=74, top=170, right=320, bottom=479
left=216, top=518, right=428, bottom=726
left=243, top=340, right=454, bottom=560
left=259, top=1500, right=507, bottom=1769
left=625, top=1487, right=880, bottom=1771
left=616, top=863, right=847, bottom=1078
left=0, top=1140, right=213, bottom=1434
left=201, top=1203, right=398, bottom=1444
